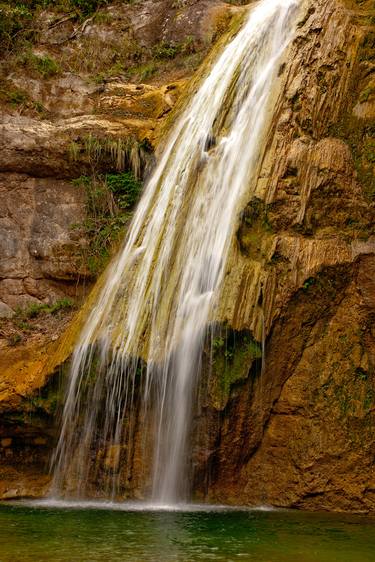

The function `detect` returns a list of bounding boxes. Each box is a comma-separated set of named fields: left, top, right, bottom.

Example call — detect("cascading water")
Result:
left=52, top=0, right=301, bottom=505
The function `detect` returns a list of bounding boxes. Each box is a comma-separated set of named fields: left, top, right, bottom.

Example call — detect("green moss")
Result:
left=209, top=329, right=262, bottom=409
left=237, top=197, right=274, bottom=259
left=302, top=277, right=316, bottom=291
left=21, top=362, right=70, bottom=419
left=359, top=31, right=375, bottom=62
left=355, top=367, right=368, bottom=381
left=363, top=388, right=374, bottom=411
left=359, top=86, right=375, bottom=103
left=26, top=391, right=60, bottom=416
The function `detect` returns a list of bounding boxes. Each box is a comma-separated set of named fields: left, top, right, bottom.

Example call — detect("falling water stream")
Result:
left=52, top=0, right=302, bottom=504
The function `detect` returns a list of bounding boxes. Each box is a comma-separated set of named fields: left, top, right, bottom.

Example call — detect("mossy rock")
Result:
left=207, top=328, right=262, bottom=410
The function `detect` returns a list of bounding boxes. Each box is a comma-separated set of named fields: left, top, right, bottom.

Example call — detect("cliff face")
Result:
left=193, top=0, right=375, bottom=513
left=0, top=0, right=374, bottom=511
left=0, top=0, right=227, bottom=499
left=0, top=0, right=229, bottom=321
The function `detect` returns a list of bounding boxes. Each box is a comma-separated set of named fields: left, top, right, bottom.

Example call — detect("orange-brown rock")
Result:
left=0, top=0, right=374, bottom=511
left=191, top=0, right=375, bottom=513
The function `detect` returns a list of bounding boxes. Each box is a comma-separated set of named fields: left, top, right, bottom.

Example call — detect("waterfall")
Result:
left=52, top=0, right=301, bottom=505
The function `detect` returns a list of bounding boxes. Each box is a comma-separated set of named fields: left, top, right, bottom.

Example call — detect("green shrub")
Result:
left=18, top=51, right=61, bottom=77
left=0, top=3, right=33, bottom=50
left=106, top=172, right=142, bottom=209
left=0, top=0, right=110, bottom=51
left=8, top=333, right=22, bottom=346
left=153, top=42, right=180, bottom=60
left=74, top=171, right=142, bottom=275
left=32, top=54, right=60, bottom=77
left=70, top=0, right=108, bottom=16
left=7, top=89, right=29, bottom=106
left=17, top=298, right=74, bottom=320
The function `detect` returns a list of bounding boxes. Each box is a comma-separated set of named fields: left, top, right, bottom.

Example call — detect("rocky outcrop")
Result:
left=0, top=0, right=229, bottom=320
left=0, top=83, right=167, bottom=320
left=0, top=173, right=87, bottom=308
left=199, top=256, right=375, bottom=512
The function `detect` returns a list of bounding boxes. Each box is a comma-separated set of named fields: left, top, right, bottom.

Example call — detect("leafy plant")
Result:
left=18, top=51, right=61, bottom=77
left=16, top=298, right=74, bottom=320
left=70, top=0, right=109, bottom=16
left=7, top=88, right=29, bottom=106
left=152, top=42, right=180, bottom=60
left=32, top=54, right=60, bottom=77
left=0, top=3, right=33, bottom=51
left=8, top=333, right=22, bottom=346
left=106, top=172, right=142, bottom=209
left=74, top=171, right=142, bottom=275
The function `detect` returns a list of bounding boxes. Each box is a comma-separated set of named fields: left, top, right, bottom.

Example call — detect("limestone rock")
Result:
left=0, top=173, right=88, bottom=310
left=193, top=0, right=375, bottom=513
left=0, top=0, right=374, bottom=512
left=9, top=73, right=97, bottom=117
left=0, top=302, right=14, bottom=319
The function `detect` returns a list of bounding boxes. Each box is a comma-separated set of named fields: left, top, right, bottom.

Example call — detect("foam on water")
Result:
left=11, top=499, right=278, bottom=513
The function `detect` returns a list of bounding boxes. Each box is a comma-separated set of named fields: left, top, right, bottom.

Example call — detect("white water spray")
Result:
left=52, top=0, right=301, bottom=504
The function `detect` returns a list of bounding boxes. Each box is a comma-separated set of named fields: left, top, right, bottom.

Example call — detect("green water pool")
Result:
left=0, top=501, right=374, bottom=562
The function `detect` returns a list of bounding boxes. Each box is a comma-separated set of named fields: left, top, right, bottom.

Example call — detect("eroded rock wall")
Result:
left=0, top=0, right=228, bottom=320
left=0, top=0, right=374, bottom=511
left=193, top=0, right=375, bottom=513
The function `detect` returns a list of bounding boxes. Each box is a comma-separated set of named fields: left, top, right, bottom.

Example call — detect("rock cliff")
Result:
left=195, top=0, right=375, bottom=513
left=0, top=0, right=374, bottom=512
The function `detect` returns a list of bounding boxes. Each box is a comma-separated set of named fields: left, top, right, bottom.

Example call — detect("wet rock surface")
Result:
left=192, top=0, right=375, bottom=513
left=0, top=0, right=374, bottom=511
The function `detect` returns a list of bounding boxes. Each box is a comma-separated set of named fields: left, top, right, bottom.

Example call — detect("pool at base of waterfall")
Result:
left=0, top=502, right=374, bottom=562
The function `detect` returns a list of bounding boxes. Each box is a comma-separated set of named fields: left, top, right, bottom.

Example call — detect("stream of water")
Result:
left=52, top=0, right=301, bottom=503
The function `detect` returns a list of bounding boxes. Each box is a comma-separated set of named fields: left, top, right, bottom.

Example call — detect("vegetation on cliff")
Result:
left=73, top=170, right=142, bottom=274
left=0, top=0, right=219, bottom=103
